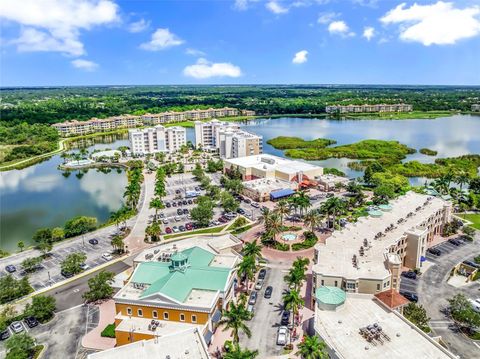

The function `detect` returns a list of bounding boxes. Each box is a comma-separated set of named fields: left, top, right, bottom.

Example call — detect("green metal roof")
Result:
left=130, top=246, right=231, bottom=303
left=315, top=286, right=346, bottom=305
left=378, top=204, right=392, bottom=211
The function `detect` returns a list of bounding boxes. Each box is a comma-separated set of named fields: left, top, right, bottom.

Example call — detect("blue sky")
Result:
left=1, top=0, right=479, bottom=86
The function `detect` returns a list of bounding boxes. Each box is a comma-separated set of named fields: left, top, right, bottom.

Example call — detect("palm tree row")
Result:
left=319, top=197, right=346, bottom=229
left=123, top=167, right=144, bottom=210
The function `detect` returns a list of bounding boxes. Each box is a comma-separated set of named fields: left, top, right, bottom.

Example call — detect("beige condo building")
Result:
left=325, top=103, right=413, bottom=114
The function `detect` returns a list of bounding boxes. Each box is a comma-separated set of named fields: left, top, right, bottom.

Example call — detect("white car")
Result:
left=469, top=298, right=480, bottom=313
left=80, top=263, right=90, bottom=271
left=255, top=279, right=264, bottom=290
left=276, top=326, right=289, bottom=346
left=102, top=253, right=113, bottom=261
left=247, top=304, right=255, bottom=318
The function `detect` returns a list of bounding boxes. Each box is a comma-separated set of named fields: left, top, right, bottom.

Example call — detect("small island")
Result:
left=266, top=136, right=336, bottom=149
left=420, top=148, right=438, bottom=156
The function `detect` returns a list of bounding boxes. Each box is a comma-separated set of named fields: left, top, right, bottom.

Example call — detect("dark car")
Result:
left=88, top=238, right=99, bottom=245
left=182, top=200, right=188, bottom=205
left=218, top=217, right=227, bottom=223
left=179, top=225, right=186, bottom=232
left=195, top=186, right=201, bottom=191
left=248, top=291, right=258, bottom=305
left=326, top=192, right=335, bottom=198
left=177, top=201, right=183, bottom=206
left=24, top=316, right=39, bottom=328
left=183, top=208, right=189, bottom=215
left=400, top=291, right=418, bottom=302
left=401, top=271, right=417, bottom=280
left=172, top=202, right=177, bottom=207
left=166, top=202, right=171, bottom=208
left=237, top=208, right=246, bottom=215
left=427, top=248, right=441, bottom=256
left=281, top=311, right=291, bottom=326
left=5, top=265, right=16, bottom=273
left=244, top=198, right=251, bottom=204
left=0, top=329, right=10, bottom=341
left=449, top=238, right=461, bottom=246
left=463, top=260, right=480, bottom=269
left=61, top=270, right=74, bottom=278
left=187, top=199, right=193, bottom=205
left=177, top=209, right=183, bottom=215
left=264, top=286, right=273, bottom=299
left=258, top=268, right=267, bottom=280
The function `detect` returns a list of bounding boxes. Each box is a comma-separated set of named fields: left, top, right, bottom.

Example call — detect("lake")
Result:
left=1, top=115, right=479, bottom=252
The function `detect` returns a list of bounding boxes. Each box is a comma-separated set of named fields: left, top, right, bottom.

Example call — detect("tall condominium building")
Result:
left=128, top=125, right=186, bottom=155
left=325, top=103, right=413, bottom=114
left=194, top=120, right=262, bottom=159
left=312, top=192, right=451, bottom=299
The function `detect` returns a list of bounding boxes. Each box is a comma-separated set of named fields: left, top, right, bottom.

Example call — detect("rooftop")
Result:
left=315, top=286, right=346, bottom=306
left=313, top=192, right=449, bottom=280
left=315, top=294, right=456, bottom=359
left=243, top=178, right=292, bottom=192
left=225, top=154, right=321, bottom=175
left=374, top=289, right=410, bottom=310
left=88, top=327, right=209, bottom=359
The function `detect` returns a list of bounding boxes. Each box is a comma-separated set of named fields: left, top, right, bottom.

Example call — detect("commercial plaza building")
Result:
left=325, top=103, right=413, bottom=114
left=128, top=125, right=186, bottom=155
left=312, top=192, right=451, bottom=298
left=113, top=235, right=241, bottom=347
left=313, top=289, right=456, bottom=359
left=194, top=120, right=262, bottom=159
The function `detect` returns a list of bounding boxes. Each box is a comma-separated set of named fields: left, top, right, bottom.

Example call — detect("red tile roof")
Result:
left=375, top=289, right=410, bottom=309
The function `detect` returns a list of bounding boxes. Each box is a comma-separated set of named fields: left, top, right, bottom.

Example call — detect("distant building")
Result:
left=472, top=104, right=480, bottom=112
left=194, top=120, right=262, bottom=159
left=242, top=178, right=295, bottom=202
left=128, top=125, right=186, bottom=155
left=325, top=104, right=413, bottom=114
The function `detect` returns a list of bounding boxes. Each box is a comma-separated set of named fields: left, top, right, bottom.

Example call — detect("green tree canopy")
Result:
left=61, top=252, right=87, bottom=275
left=25, top=295, right=56, bottom=323
left=83, top=271, right=115, bottom=302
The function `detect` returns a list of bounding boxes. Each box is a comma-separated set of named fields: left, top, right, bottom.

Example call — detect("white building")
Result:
left=128, top=125, right=186, bottom=155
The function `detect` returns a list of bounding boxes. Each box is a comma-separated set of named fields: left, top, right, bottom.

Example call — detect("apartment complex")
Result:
left=113, top=235, right=241, bottom=347
left=313, top=291, right=456, bottom=359
left=223, top=154, right=323, bottom=182
left=51, top=107, right=254, bottom=136
left=312, top=192, right=451, bottom=298
left=325, top=103, right=413, bottom=114
left=472, top=104, right=480, bottom=112
left=194, top=120, right=262, bottom=159
left=128, top=125, right=186, bottom=155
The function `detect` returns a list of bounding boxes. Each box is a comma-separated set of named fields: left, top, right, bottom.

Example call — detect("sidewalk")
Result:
left=81, top=300, right=116, bottom=350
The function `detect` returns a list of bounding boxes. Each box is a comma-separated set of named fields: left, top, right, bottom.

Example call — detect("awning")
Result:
left=211, top=309, right=222, bottom=323
left=270, top=188, right=295, bottom=200
left=204, top=330, right=213, bottom=345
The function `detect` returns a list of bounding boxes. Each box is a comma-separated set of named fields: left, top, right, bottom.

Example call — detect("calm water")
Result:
left=1, top=115, right=479, bottom=251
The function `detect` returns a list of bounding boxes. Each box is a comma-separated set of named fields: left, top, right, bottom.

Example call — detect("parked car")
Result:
left=162, top=219, right=169, bottom=225
left=172, top=202, right=177, bottom=207
left=244, top=198, right=251, bottom=204
left=175, top=189, right=181, bottom=194
left=5, top=265, right=16, bottom=273
left=247, top=304, right=255, bottom=318
left=401, top=271, right=417, bottom=280
left=80, top=263, right=90, bottom=271
left=237, top=208, right=245, bottom=215
left=88, top=238, right=98, bottom=245
left=61, top=270, right=74, bottom=278
left=183, top=209, right=189, bottom=215
left=165, top=227, right=172, bottom=234
left=175, top=216, right=181, bottom=222
left=177, top=201, right=183, bottom=206
left=400, top=291, right=418, bottom=302
left=218, top=217, right=227, bottom=223
left=251, top=202, right=260, bottom=208
left=281, top=311, right=290, bottom=326
left=24, top=316, right=39, bottom=328
left=326, top=192, right=335, bottom=198
left=195, top=186, right=201, bottom=191
left=427, top=248, right=441, bottom=256
left=10, top=321, right=24, bottom=334
left=177, top=209, right=183, bottom=215
left=448, top=238, right=462, bottom=246
left=182, top=200, right=188, bottom=205
left=0, top=329, right=10, bottom=341
left=179, top=225, right=186, bottom=232
left=173, top=226, right=179, bottom=233
left=463, top=260, right=480, bottom=269
left=469, top=298, right=480, bottom=313
left=102, top=253, right=113, bottom=261
left=187, top=199, right=193, bottom=205
left=185, top=223, right=193, bottom=230
left=276, top=326, right=289, bottom=346
left=166, top=202, right=171, bottom=208
left=248, top=291, right=258, bottom=305
left=255, top=279, right=264, bottom=290
left=258, top=268, right=267, bottom=280
left=264, top=286, right=273, bottom=299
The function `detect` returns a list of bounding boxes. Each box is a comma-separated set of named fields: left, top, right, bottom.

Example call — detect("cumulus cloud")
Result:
left=183, top=58, right=242, bottom=79
left=363, top=26, right=375, bottom=41
left=185, top=48, right=206, bottom=57
left=140, top=28, right=184, bottom=51
left=71, top=59, right=98, bottom=71
left=292, top=50, right=308, bottom=64
left=381, top=1, right=480, bottom=46
left=317, top=12, right=339, bottom=24
left=128, top=18, right=150, bottom=33
left=328, top=20, right=355, bottom=37
left=266, top=1, right=289, bottom=14
left=0, top=0, right=119, bottom=56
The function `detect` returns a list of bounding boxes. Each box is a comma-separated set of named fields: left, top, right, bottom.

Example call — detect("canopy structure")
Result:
left=270, top=188, right=295, bottom=201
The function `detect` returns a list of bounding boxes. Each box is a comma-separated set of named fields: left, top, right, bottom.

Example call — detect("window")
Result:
left=180, top=314, right=185, bottom=322
left=152, top=311, right=158, bottom=319
left=127, top=307, right=132, bottom=316
left=321, top=280, right=324, bottom=286
left=163, top=312, right=169, bottom=320
left=376, top=284, right=381, bottom=291
left=138, top=308, right=143, bottom=317
left=334, top=281, right=338, bottom=287
left=346, top=282, right=356, bottom=290
left=191, top=315, right=197, bottom=323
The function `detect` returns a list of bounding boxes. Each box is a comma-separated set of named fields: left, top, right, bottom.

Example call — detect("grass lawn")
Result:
left=163, top=225, right=227, bottom=239
left=461, top=213, right=480, bottom=230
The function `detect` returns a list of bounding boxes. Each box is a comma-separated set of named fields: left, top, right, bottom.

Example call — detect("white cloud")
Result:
left=381, top=1, right=480, bottom=46
left=183, top=58, right=242, bottom=79
left=292, top=50, right=308, bottom=64
left=71, top=59, right=98, bottom=71
left=363, top=26, right=375, bottom=41
left=234, top=0, right=249, bottom=10
left=266, top=1, right=289, bottom=14
left=317, top=12, right=339, bottom=24
left=128, top=18, right=150, bottom=33
left=0, top=0, right=119, bottom=56
left=185, top=48, right=206, bottom=57
left=328, top=20, right=355, bottom=37
left=140, top=28, right=184, bottom=51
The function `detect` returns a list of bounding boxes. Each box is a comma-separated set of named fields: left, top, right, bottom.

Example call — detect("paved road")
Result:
left=240, top=262, right=291, bottom=357
left=417, top=236, right=480, bottom=359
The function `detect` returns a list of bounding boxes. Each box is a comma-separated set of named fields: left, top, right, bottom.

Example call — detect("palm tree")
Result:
left=321, top=197, right=345, bottom=229
left=455, top=172, right=470, bottom=191
left=243, top=240, right=262, bottom=259
left=275, top=200, right=291, bottom=226
left=149, top=197, right=164, bottom=221
left=260, top=207, right=273, bottom=228
left=110, top=210, right=122, bottom=230
left=111, top=235, right=124, bottom=253
left=303, top=210, right=321, bottom=233
left=297, top=335, right=328, bottom=359
left=284, top=267, right=306, bottom=291
left=219, top=301, right=252, bottom=343
left=269, top=212, right=283, bottom=241
left=236, top=255, right=256, bottom=290
left=295, top=190, right=311, bottom=217
left=224, top=343, right=259, bottom=359
left=293, top=257, right=310, bottom=272
left=283, top=289, right=304, bottom=331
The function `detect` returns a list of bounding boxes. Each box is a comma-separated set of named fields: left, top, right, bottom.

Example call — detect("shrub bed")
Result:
left=101, top=323, right=116, bottom=338
left=292, top=231, right=318, bottom=251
